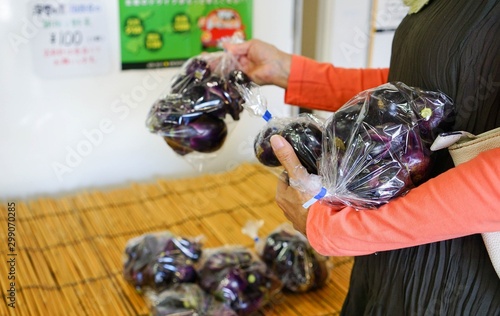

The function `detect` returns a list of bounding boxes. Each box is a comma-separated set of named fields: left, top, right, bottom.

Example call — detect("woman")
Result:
left=226, top=0, right=500, bottom=314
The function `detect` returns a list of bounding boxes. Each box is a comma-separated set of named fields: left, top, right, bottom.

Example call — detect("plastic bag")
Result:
left=236, top=61, right=324, bottom=174
left=145, top=51, right=255, bottom=171
left=197, top=246, right=282, bottom=316
left=146, top=283, right=237, bottom=316
left=242, top=221, right=332, bottom=293
left=301, top=81, right=454, bottom=209
left=123, top=231, right=204, bottom=293
left=253, top=113, right=325, bottom=174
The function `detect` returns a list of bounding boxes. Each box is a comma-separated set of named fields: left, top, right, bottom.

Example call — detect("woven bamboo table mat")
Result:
left=0, top=163, right=353, bottom=316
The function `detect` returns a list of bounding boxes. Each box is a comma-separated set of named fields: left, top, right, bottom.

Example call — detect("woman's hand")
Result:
left=270, top=135, right=314, bottom=236
left=223, top=39, right=292, bottom=88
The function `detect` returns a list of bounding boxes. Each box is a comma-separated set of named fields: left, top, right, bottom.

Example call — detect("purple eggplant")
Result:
left=171, top=64, right=248, bottom=122
left=254, top=123, right=282, bottom=168
left=225, top=70, right=251, bottom=121
left=149, top=283, right=204, bottom=316
left=171, top=58, right=211, bottom=94
left=345, top=160, right=410, bottom=203
left=319, top=82, right=454, bottom=208
left=147, top=55, right=256, bottom=158
left=281, top=120, right=323, bottom=174
left=411, top=89, right=454, bottom=141
left=123, top=233, right=203, bottom=293
left=162, top=113, right=228, bottom=155
left=364, top=85, right=413, bottom=126
left=228, top=69, right=251, bottom=86
left=400, top=128, right=432, bottom=185
left=254, top=115, right=323, bottom=174
left=261, top=229, right=330, bottom=293
left=186, top=114, right=228, bottom=153
left=150, top=283, right=238, bottom=316
left=198, top=248, right=282, bottom=315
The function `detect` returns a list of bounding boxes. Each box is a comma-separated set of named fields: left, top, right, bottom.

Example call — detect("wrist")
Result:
left=272, top=52, right=292, bottom=89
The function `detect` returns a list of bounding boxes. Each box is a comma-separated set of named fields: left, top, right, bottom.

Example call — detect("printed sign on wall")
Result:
left=118, top=0, right=253, bottom=70
left=31, top=1, right=111, bottom=79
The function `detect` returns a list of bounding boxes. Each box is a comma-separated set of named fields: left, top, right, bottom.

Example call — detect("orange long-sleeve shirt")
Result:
left=284, top=55, right=500, bottom=257
left=284, top=55, right=389, bottom=111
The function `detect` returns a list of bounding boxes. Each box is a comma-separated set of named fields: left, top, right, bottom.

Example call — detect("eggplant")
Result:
left=228, top=69, right=251, bottom=86
left=281, top=121, right=323, bottom=174
left=162, top=113, right=228, bottom=155
left=171, top=58, right=211, bottom=94
left=254, top=115, right=324, bottom=174
left=123, top=233, right=203, bottom=293
left=253, top=123, right=282, bottom=168
left=198, top=248, right=282, bottom=316
left=261, top=229, right=330, bottom=292
left=319, top=82, right=454, bottom=208
left=147, top=54, right=258, bottom=158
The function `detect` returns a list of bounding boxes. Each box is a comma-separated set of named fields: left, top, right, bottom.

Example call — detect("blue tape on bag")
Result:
left=262, top=110, right=272, bottom=122
left=302, top=187, right=327, bottom=208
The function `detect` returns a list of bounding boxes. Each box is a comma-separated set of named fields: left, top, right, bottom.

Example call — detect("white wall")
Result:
left=316, top=0, right=373, bottom=67
left=312, top=0, right=407, bottom=119
left=0, top=1, right=296, bottom=200
left=315, top=0, right=407, bottom=68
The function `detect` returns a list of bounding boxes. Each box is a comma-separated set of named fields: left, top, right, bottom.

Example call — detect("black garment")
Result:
left=341, top=0, right=500, bottom=315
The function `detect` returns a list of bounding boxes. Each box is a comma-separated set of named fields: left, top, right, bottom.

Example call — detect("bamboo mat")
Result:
left=0, top=163, right=353, bottom=316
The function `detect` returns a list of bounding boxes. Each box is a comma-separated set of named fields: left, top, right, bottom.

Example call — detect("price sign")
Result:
left=31, top=1, right=111, bottom=79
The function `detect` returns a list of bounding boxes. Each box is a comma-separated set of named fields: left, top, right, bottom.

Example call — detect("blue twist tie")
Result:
left=302, top=187, right=327, bottom=208
left=262, top=110, right=272, bottom=122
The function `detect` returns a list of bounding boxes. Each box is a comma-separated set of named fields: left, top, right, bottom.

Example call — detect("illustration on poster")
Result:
left=198, top=8, right=245, bottom=49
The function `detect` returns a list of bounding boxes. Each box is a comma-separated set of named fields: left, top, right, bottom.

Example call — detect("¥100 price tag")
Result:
left=31, top=1, right=111, bottom=79
left=50, top=30, right=84, bottom=47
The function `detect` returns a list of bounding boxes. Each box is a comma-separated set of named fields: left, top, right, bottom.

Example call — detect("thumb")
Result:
left=270, top=135, right=306, bottom=179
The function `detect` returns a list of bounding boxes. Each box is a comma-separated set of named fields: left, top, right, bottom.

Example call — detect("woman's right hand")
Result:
left=223, top=39, right=292, bottom=89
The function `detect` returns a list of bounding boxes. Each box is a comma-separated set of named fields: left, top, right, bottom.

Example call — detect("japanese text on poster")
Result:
left=31, top=1, right=111, bottom=79
left=118, top=0, right=253, bottom=70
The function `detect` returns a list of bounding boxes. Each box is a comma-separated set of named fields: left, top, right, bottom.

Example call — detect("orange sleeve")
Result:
left=306, top=148, right=500, bottom=257
left=285, top=55, right=389, bottom=112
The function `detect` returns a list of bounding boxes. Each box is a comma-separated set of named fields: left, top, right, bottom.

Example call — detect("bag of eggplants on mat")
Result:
left=145, top=283, right=237, bottom=316
left=242, top=221, right=332, bottom=293
left=255, top=82, right=454, bottom=209
left=145, top=50, right=256, bottom=171
left=122, top=231, right=203, bottom=294
left=196, top=246, right=282, bottom=316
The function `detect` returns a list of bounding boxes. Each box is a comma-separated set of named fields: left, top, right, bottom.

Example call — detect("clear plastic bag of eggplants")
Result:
left=145, top=283, right=237, bottom=316
left=242, top=220, right=333, bottom=293
left=145, top=51, right=257, bottom=171
left=253, top=113, right=325, bottom=175
left=254, top=82, right=455, bottom=209
left=196, top=245, right=283, bottom=316
left=122, top=231, right=204, bottom=294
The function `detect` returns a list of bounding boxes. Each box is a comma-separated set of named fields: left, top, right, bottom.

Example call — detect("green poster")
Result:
left=118, top=0, right=253, bottom=70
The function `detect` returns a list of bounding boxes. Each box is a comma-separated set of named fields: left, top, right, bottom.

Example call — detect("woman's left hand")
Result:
left=270, top=135, right=314, bottom=236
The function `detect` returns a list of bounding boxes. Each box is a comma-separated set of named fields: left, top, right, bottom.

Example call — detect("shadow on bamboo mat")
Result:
left=0, top=163, right=353, bottom=316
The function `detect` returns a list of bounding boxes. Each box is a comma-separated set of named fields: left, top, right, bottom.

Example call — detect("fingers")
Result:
left=237, top=56, right=253, bottom=76
left=223, top=41, right=251, bottom=56
left=223, top=42, right=254, bottom=78
left=270, top=135, right=307, bottom=180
